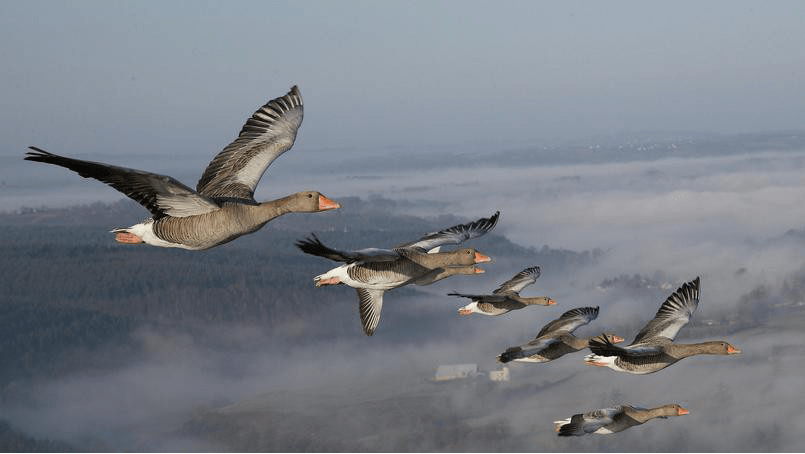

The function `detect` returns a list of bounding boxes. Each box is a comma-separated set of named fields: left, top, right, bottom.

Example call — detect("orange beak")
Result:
left=677, top=407, right=690, bottom=415
left=613, top=335, right=625, bottom=343
left=473, top=252, right=491, bottom=263
left=458, top=309, right=473, bottom=315
left=318, top=195, right=340, bottom=211
left=727, top=345, right=741, bottom=354
left=474, top=268, right=485, bottom=274
left=547, top=298, right=557, bottom=306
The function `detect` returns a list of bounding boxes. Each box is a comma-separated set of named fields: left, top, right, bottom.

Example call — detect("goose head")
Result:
left=698, top=341, right=742, bottom=355
left=446, top=265, right=486, bottom=276
left=286, top=191, right=340, bottom=212
left=457, top=248, right=491, bottom=265
left=659, top=403, right=690, bottom=417
left=602, top=332, right=625, bottom=344
left=430, top=248, right=491, bottom=266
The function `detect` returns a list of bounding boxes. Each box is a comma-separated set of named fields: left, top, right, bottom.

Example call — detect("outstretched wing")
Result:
left=196, top=86, right=304, bottom=199
left=295, top=234, right=399, bottom=263
left=399, top=211, right=499, bottom=251
left=493, top=266, right=541, bottom=294
left=357, top=288, right=385, bottom=336
left=446, top=292, right=504, bottom=302
left=536, top=306, right=599, bottom=338
left=556, top=407, right=621, bottom=436
left=632, top=277, right=700, bottom=344
left=588, top=335, right=666, bottom=357
left=25, top=147, right=219, bottom=218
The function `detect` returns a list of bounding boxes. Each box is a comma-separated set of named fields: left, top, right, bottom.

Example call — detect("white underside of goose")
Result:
left=314, top=264, right=352, bottom=287
left=584, top=353, right=650, bottom=374
left=314, top=264, right=402, bottom=290
left=594, top=427, right=615, bottom=434
left=553, top=418, right=571, bottom=432
left=111, top=220, right=196, bottom=250
left=513, top=356, right=548, bottom=363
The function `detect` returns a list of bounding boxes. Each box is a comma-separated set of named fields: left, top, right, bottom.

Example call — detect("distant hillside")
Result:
left=293, top=130, right=805, bottom=173
left=0, top=197, right=600, bottom=390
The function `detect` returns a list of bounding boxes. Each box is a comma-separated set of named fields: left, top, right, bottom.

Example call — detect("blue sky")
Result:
left=2, top=0, right=804, bottom=159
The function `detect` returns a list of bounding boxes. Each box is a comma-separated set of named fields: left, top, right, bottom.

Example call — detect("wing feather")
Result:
left=536, top=306, right=599, bottom=338
left=494, top=266, right=541, bottom=294
left=400, top=211, right=499, bottom=251
left=196, top=86, right=304, bottom=198
left=632, top=277, right=700, bottom=343
left=25, top=147, right=219, bottom=218
left=357, top=288, right=385, bottom=336
left=588, top=335, right=666, bottom=357
left=295, top=234, right=400, bottom=263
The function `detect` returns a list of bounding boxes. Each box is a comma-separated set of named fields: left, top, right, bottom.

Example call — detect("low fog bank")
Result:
left=3, top=138, right=805, bottom=451
left=2, top=219, right=805, bottom=450
left=4, top=291, right=804, bottom=451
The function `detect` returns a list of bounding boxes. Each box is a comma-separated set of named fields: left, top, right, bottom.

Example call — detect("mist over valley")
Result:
left=3, top=134, right=805, bottom=450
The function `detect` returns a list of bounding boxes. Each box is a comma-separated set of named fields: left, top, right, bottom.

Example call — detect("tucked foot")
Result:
left=315, top=276, right=341, bottom=287
left=115, top=232, right=144, bottom=244
left=583, top=357, right=609, bottom=367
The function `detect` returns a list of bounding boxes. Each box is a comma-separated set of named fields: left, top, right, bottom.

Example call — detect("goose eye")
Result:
left=308, top=193, right=313, bottom=198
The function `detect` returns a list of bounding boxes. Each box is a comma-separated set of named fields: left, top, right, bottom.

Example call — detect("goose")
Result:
left=584, top=277, right=741, bottom=374
left=25, top=86, right=340, bottom=250
left=295, top=211, right=499, bottom=335
left=409, top=264, right=486, bottom=286
left=497, top=307, right=624, bottom=363
left=554, top=403, right=689, bottom=436
left=448, top=266, right=555, bottom=316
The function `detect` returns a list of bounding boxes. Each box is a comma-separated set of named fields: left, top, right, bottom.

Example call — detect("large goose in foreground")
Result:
left=497, top=306, right=624, bottom=363
left=554, top=404, right=689, bottom=436
left=448, top=266, right=556, bottom=316
left=296, top=212, right=499, bottom=335
left=584, top=277, right=741, bottom=374
left=25, top=86, right=340, bottom=250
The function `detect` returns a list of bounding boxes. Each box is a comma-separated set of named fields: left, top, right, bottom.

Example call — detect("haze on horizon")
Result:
left=2, top=1, right=804, bottom=158
left=2, top=1, right=805, bottom=452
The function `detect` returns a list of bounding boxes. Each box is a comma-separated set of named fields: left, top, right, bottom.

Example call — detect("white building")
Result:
left=433, top=364, right=479, bottom=381
left=488, top=366, right=510, bottom=382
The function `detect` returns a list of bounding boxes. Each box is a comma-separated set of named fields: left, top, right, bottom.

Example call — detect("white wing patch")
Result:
left=357, top=288, right=385, bottom=336
left=155, top=193, right=220, bottom=217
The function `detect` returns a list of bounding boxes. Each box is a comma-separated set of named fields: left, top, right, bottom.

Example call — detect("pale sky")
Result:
left=2, top=0, right=804, bottom=160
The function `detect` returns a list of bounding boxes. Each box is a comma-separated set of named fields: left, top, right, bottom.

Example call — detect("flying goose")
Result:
left=448, top=266, right=556, bottom=316
left=25, top=86, right=340, bottom=250
left=497, top=307, right=624, bottom=363
left=554, top=404, right=689, bottom=436
left=295, top=211, right=499, bottom=335
left=584, top=277, right=741, bottom=374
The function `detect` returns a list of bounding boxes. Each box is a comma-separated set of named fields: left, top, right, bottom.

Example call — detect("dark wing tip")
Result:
left=497, top=346, right=522, bottom=363
left=294, top=233, right=325, bottom=254
left=559, top=306, right=599, bottom=320
left=285, top=85, right=303, bottom=107
left=24, top=146, right=55, bottom=161
left=557, top=414, right=584, bottom=437
left=464, top=210, right=500, bottom=235
left=521, top=265, right=541, bottom=279
left=587, top=333, right=617, bottom=355
left=481, top=210, right=500, bottom=231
